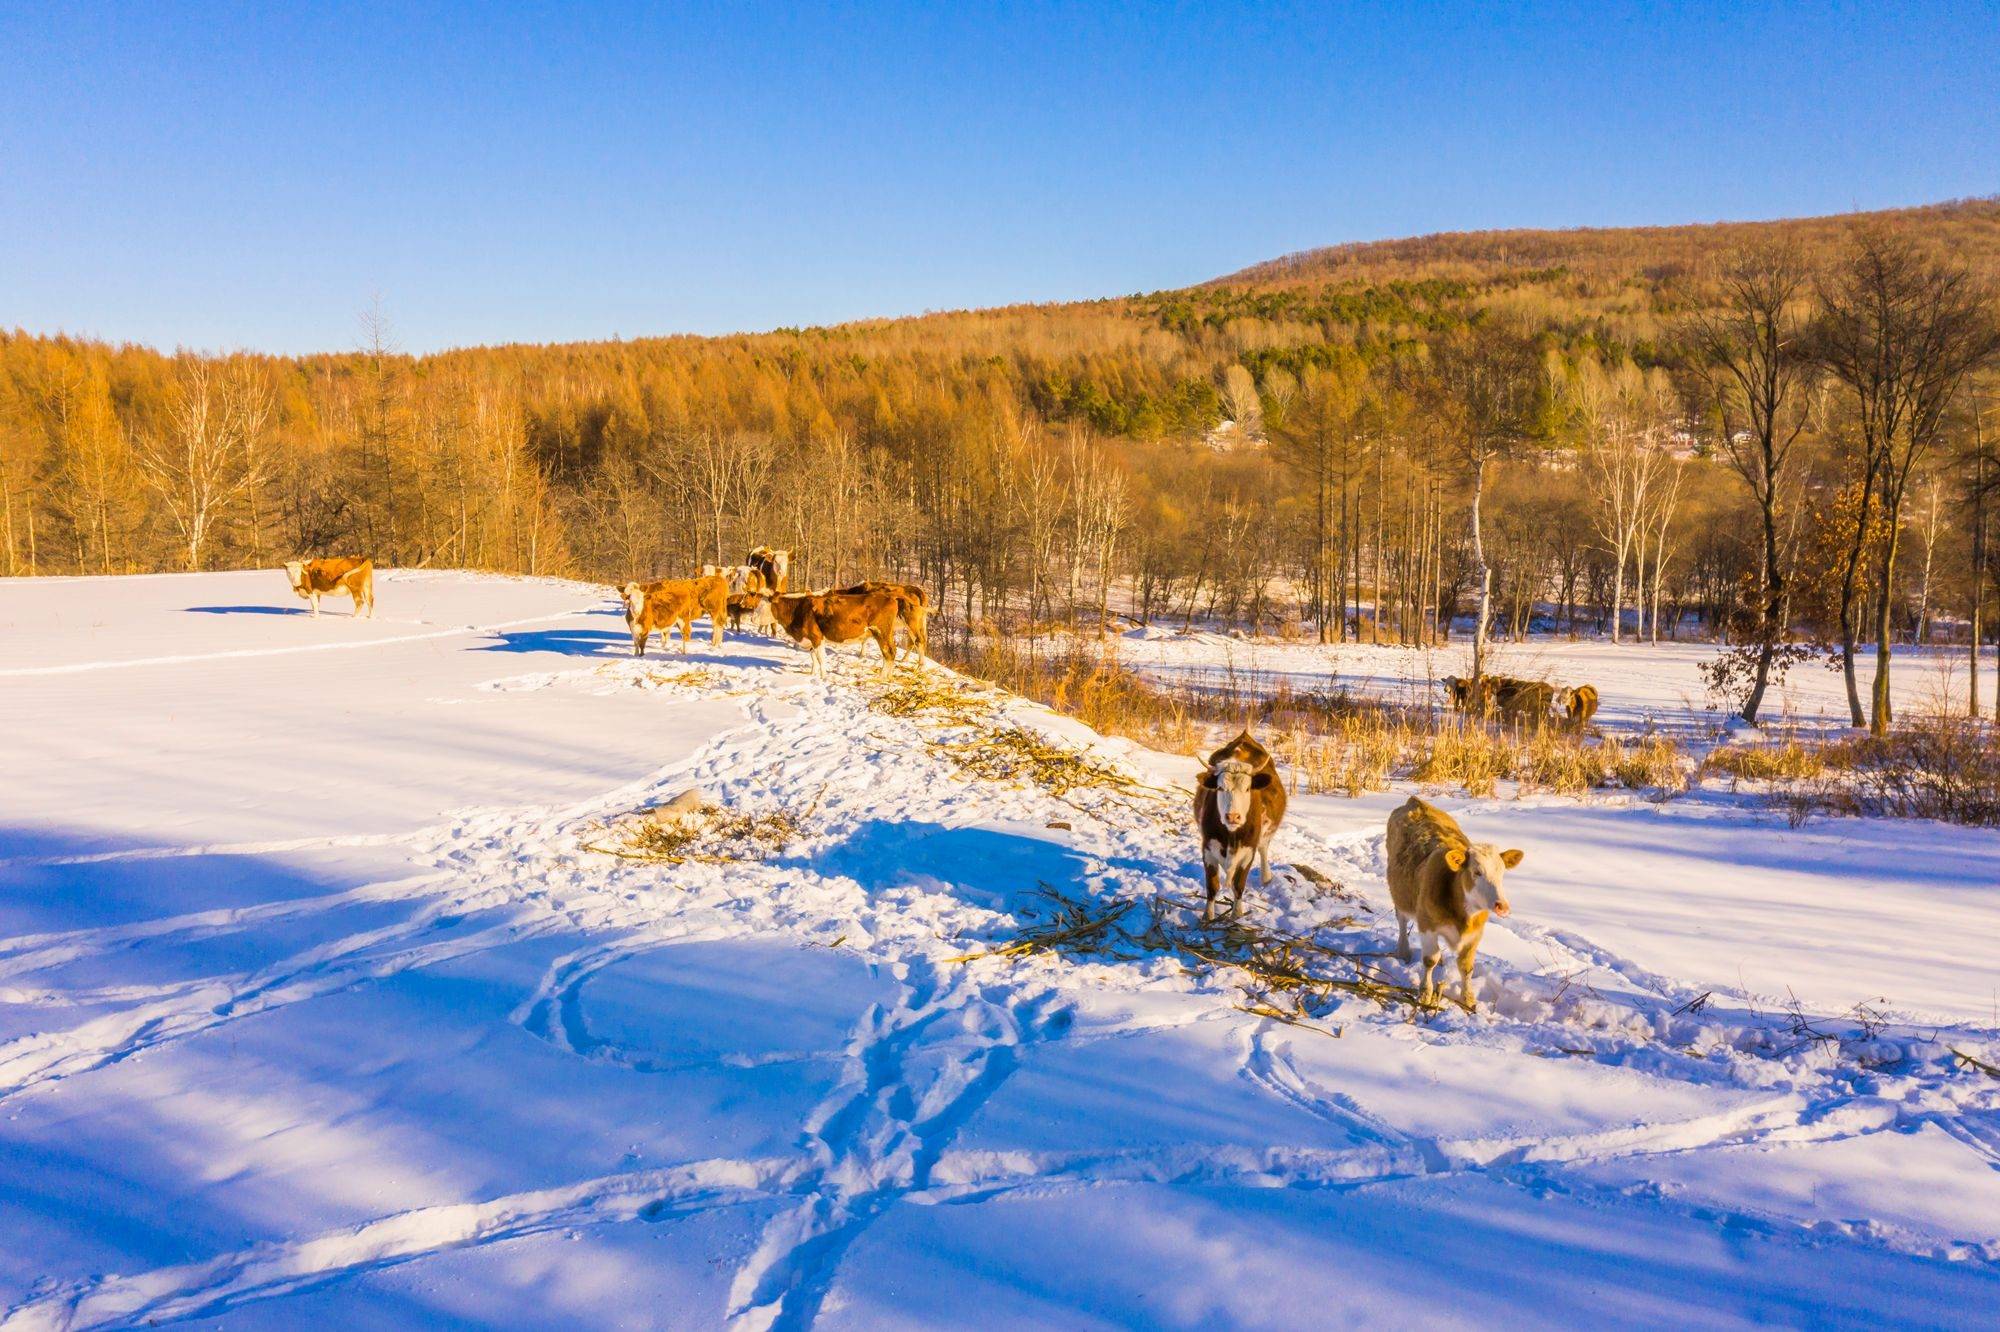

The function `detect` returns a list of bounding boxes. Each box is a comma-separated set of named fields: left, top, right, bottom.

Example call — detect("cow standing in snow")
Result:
left=1193, top=730, right=1287, bottom=922
left=283, top=557, right=374, bottom=618
left=766, top=586, right=901, bottom=677
left=836, top=579, right=929, bottom=665
left=620, top=574, right=728, bottom=656
left=1385, top=796, right=1523, bottom=1011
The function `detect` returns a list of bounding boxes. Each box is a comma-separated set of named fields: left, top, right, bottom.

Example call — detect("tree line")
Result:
left=3, top=208, right=1998, bottom=734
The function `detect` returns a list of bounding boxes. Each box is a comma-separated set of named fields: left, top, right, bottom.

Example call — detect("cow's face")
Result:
left=1448, top=844, right=1522, bottom=917
left=284, top=561, right=308, bottom=596
left=1202, top=758, right=1270, bottom=831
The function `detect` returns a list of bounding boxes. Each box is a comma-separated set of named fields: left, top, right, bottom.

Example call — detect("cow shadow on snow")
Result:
left=474, top=625, right=794, bottom=674
left=184, top=604, right=308, bottom=616
left=803, top=820, right=1159, bottom=920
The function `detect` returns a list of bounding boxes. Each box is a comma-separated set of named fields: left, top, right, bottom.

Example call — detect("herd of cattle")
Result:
left=615, top=546, right=930, bottom=677
left=1441, top=672, right=1599, bottom=731
left=279, top=549, right=929, bottom=678
left=280, top=555, right=1542, bottom=1009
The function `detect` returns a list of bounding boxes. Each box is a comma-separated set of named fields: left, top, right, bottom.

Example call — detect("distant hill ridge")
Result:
left=1211, top=197, right=2000, bottom=291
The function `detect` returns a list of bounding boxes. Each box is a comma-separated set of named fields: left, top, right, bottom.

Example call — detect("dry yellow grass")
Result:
left=938, top=726, right=1143, bottom=798
left=584, top=803, right=805, bottom=864
left=936, top=631, right=1692, bottom=799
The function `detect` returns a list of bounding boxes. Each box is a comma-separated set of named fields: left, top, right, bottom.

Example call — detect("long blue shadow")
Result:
left=475, top=627, right=629, bottom=656
left=184, top=604, right=307, bottom=616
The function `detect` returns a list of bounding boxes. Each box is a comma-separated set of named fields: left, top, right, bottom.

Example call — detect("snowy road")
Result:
left=2, top=571, right=1997, bottom=1328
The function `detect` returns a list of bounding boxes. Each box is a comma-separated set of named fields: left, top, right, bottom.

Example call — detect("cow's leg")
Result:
left=1201, top=841, right=1221, bottom=923
left=1230, top=851, right=1251, bottom=917
left=1456, top=940, right=1483, bottom=1012
left=710, top=610, right=723, bottom=647
left=872, top=625, right=895, bottom=669
left=309, top=591, right=320, bottom=618
left=1418, top=933, right=1444, bottom=1005
left=1395, top=910, right=1412, bottom=963
left=1257, top=835, right=1272, bottom=889
left=677, top=617, right=692, bottom=653
left=632, top=624, right=648, bottom=658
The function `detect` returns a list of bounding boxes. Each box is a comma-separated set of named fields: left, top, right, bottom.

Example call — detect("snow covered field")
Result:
left=1107, top=627, right=1992, bottom=737
left=2, top=569, right=1998, bottom=1329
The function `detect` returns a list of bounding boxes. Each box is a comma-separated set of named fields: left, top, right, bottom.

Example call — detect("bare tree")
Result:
left=1434, top=331, right=1536, bottom=677
left=1269, top=360, right=1370, bottom=643
left=133, top=357, right=273, bottom=570
left=1642, top=454, right=1691, bottom=641
left=1970, top=384, right=1996, bottom=717
left=1561, top=357, right=1673, bottom=645
left=1815, top=232, right=2000, bottom=733
left=1685, top=248, right=1815, bottom=722
left=671, top=427, right=774, bottom=567
left=1221, top=364, right=1262, bottom=439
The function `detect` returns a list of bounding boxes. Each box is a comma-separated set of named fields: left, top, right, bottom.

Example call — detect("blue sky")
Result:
left=3, top=1, right=1996, bottom=355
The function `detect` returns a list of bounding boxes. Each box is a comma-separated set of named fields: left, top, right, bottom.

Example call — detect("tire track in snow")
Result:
left=0, top=1157, right=785, bottom=1331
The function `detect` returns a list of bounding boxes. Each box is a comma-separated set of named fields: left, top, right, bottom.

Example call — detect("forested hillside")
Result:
left=5, top=197, right=1998, bottom=726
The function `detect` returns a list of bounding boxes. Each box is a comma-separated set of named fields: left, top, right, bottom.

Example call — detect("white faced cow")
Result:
left=1193, top=730, right=1287, bottom=922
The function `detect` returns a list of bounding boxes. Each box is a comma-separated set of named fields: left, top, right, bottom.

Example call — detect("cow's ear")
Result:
left=1251, top=771, right=1272, bottom=789
left=1197, top=771, right=1217, bottom=789
left=1444, top=848, right=1467, bottom=872
left=1501, top=848, right=1524, bottom=869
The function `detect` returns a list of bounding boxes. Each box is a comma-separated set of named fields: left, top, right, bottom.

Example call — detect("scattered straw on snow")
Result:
left=582, top=799, right=811, bottom=865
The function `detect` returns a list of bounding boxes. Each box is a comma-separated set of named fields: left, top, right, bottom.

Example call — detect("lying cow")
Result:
left=836, top=580, right=929, bottom=665
left=1440, top=673, right=1557, bottom=727
left=1490, top=676, right=1557, bottom=728
left=1386, top=796, right=1523, bottom=1011
left=767, top=587, right=900, bottom=677
left=1194, top=730, right=1287, bottom=922
left=1555, top=683, right=1600, bottom=731
left=620, top=574, right=728, bottom=656
left=284, top=558, right=374, bottom=618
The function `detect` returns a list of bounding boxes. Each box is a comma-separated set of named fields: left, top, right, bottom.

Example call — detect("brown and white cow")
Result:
left=725, top=591, right=764, bottom=633
left=836, top=580, right=929, bottom=665
left=766, top=587, right=899, bottom=678
left=747, top=547, right=791, bottom=596
left=1439, top=674, right=1489, bottom=714
left=705, top=563, right=776, bottom=634
left=284, top=558, right=374, bottom=618
left=1193, top=730, right=1287, bottom=922
left=1555, top=683, right=1600, bottom=731
left=1489, top=676, right=1557, bottom=728
left=620, top=574, right=728, bottom=656
left=1385, top=796, right=1523, bottom=1011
